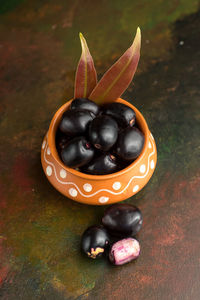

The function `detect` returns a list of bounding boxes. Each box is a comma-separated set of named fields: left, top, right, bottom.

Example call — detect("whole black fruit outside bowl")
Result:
left=41, top=98, right=157, bottom=205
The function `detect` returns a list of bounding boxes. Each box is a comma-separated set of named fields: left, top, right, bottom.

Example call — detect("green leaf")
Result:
left=89, top=27, right=141, bottom=103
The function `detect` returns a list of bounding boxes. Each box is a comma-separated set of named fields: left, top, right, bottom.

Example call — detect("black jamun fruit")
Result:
left=102, top=203, right=143, bottom=237
left=81, top=225, right=110, bottom=259
left=115, top=127, right=144, bottom=160
left=56, top=130, right=70, bottom=153
left=102, top=102, right=136, bottom=127
left=71, top=98, right=100, bottom=115
left=61, top=136, right=94, bottom=168
left=89, top=115, right=118, bottom=151
left=59, top=109, right=95, bottom=136
left=81, top=153, right=118, bottom=175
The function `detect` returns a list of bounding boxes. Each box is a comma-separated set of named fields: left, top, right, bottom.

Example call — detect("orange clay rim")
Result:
left=48, top=98, right=149, bottom=180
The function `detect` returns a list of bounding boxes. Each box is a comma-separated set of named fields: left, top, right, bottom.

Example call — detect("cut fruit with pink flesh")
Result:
left=89, top=27, right=141, bottom=104
left=74, top=33, right=97, bottom=99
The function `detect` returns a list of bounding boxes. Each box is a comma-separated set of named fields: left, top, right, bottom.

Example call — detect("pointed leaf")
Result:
left=74, top=33, right=97, bottom=99
left=89, top=27, right=141, bottom=103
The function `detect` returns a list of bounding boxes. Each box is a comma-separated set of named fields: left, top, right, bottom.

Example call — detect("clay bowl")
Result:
left=41, top=98, right=157, bottom=205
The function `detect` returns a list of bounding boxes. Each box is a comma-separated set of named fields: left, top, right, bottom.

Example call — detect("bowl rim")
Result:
left=47, top=98, right=149, bottom=180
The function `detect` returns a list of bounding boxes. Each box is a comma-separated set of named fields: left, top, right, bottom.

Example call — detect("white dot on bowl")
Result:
left=112, top=182, right=121, bottom=190
left=69, top=188, right=78, bottom=197
left=83, top=183, right=92, bottom=192
left=148, top=141, right=152, bottom=149
left=47, top=147, right=51, bottom=155
left=133, top=185, right=139, bottom=193
left=99, top=196, right=109, bottom=203
left=60, top=169, right=67, bottom=178
left=46, top=166, right=52, bottom=176
left=42, top=140, right=46, bottom=149
left=150, top=133, right=154, bottom=140
left=140, top=164, right=146, bottom=174
left=150, top=160, right=155, bottom=169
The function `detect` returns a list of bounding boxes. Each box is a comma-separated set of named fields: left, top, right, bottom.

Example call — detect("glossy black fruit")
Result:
left=115, top=127, right=144, bottom=160
left=89, top=115, right=118, bottom=151
left=61, top=136, right=94, bottom=168
left=59, top=109, right=95, bottom=136
left=81, top=225, right=110, bottom=259
left=71, top=98, right=100, bottom=115
left=102, top=203, right=143, bottom=237
left=81, top=153, right=118, bottom=175
left=102, top=102, right=136, bottom=127
left=56, top=130, right=70, bottom=153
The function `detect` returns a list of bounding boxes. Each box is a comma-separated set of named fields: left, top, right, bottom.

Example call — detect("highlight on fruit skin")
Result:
left=102, top=102, right=136, bottom=127
left=89, top=115, right=118, bottom=151
left=115, top=126, right=144, bottom=160
left=89, top=27, right=141, bottom=104
left=81, top=153, right=119, bottom=175
left=102, top=203, right=143, bottom=237
left=74, top=33, right=97, bottom=99
left=71, top=98, right=100, bottom=115
left=59, top=109, right=95, bottom=137
left=60, top=136, right=94, bottom=168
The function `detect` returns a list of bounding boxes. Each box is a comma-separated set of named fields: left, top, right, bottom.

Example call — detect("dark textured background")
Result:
left=0, top=1, right=200, bottom=299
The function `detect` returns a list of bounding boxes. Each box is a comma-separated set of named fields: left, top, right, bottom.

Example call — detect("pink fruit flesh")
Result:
left=109, top=238, right=140, bottom=265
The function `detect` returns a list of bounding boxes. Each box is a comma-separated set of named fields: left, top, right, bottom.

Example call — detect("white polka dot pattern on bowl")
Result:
left=99, top=196, right=109, bottom=203
left=42, top=140, right=46, bottom=149
left=140, top=164, right=146, bottom=174
left=46, top=166, right=52, bottom=176
left=42, top=131, right=156, bottom=202
left=133, top=185, right=139, bottom=193
left=60, top=169, right=67, bottom=178
left=112, top=182, right=121, bottom=190
left=150, top=160, right=155, bottom=169
left=83, top=183, right=92, bottom=192
left=69, top=188, right=78, bottom=197
left=47, top=147, right=51, bottom=155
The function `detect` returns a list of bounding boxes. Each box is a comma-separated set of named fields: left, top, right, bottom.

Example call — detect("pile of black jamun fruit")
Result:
left=81, top=203, right=143, bottom=265
left=56, top=98, right=144, bottom=174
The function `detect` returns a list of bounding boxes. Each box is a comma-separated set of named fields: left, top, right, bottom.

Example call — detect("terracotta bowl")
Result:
left=41, top=98, right=157, bottom=205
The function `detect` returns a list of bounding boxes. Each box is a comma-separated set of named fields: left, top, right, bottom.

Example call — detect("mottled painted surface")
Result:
left=0, top=0, right=200, bottom=299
